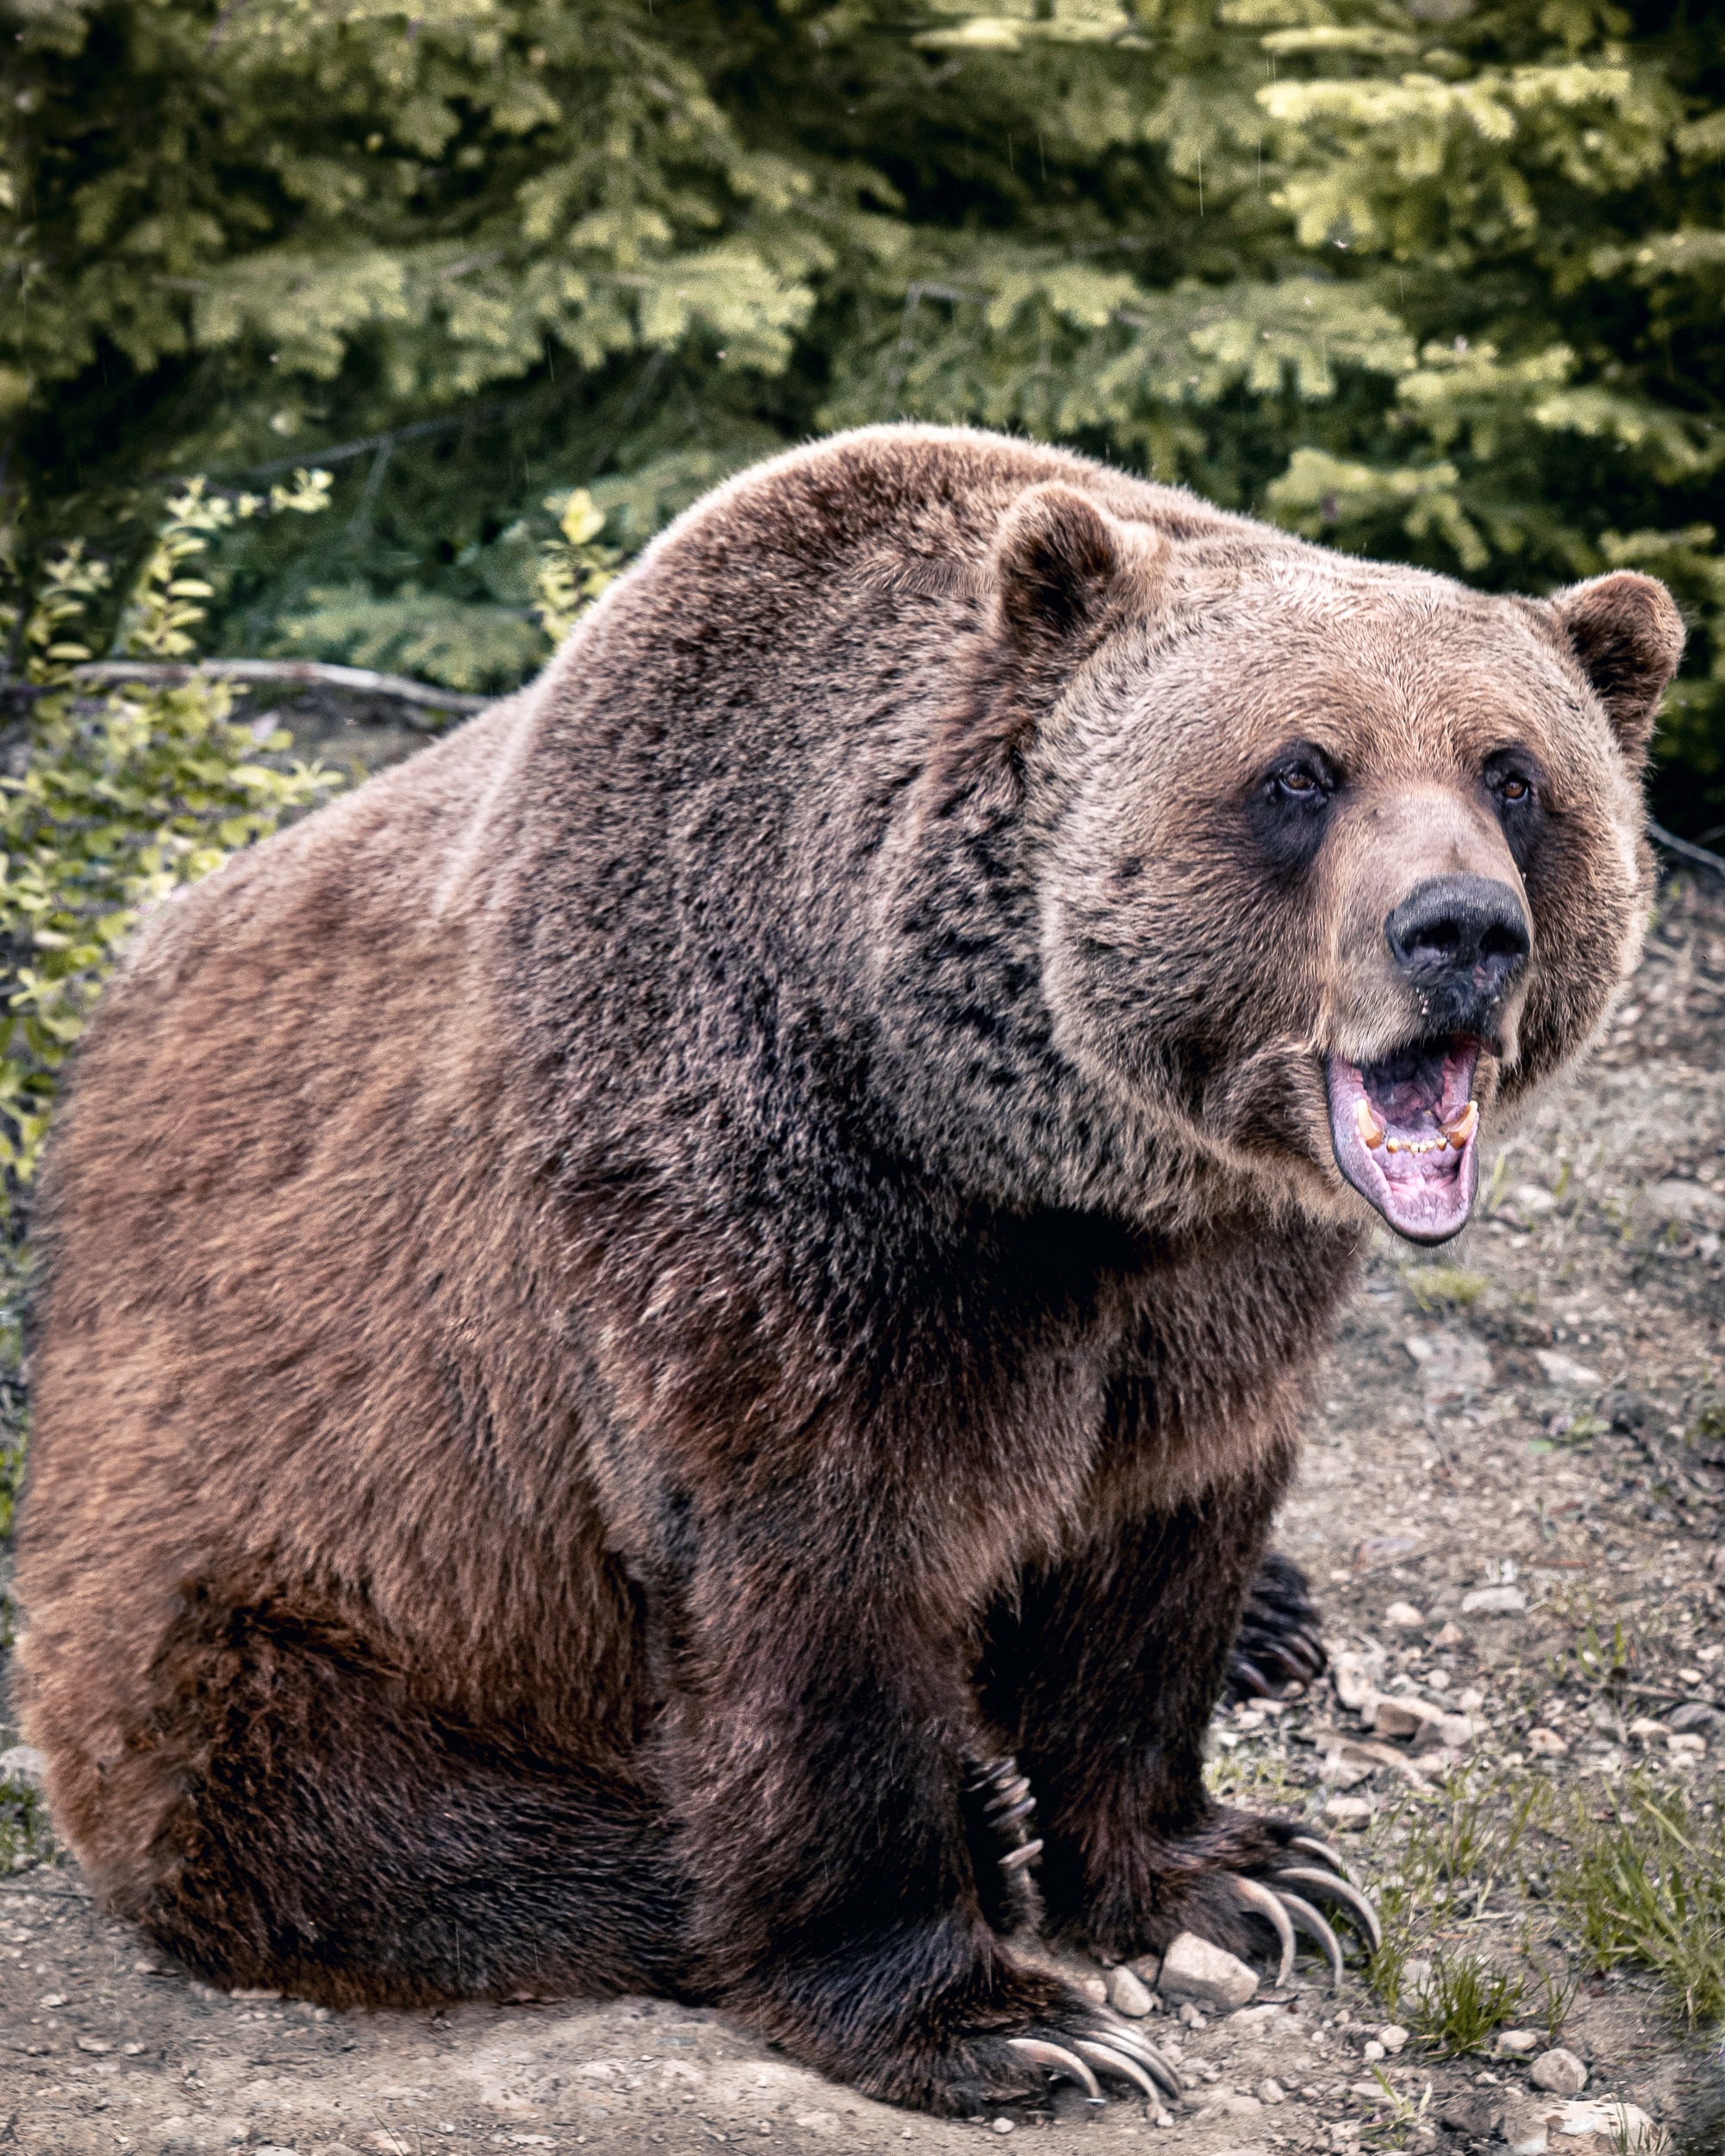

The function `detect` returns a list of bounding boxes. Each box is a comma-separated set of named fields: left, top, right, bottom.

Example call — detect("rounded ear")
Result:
left=1550, top=570, right=1685, bottom=765
left=991, top=484, right=1154, bottom=660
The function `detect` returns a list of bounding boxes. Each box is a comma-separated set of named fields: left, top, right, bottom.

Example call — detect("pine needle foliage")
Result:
left=3, top=0, right=1723, bottom=830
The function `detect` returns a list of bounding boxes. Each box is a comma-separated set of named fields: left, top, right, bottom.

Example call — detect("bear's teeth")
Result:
left=1442, top=1101, right=1478, bottom=1149
left=1355, top=1099, right=1385, bottom=1149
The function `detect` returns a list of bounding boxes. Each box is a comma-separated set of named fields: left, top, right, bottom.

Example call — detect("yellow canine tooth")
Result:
left=1355, top=1098, right=1386, bottom=1149
left=1443, top=1100, right=1479, bottom=1150
left=1384, top=1137, right=1400, bottom=1153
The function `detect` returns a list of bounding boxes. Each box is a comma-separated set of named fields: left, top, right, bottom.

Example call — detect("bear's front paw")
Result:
left=923, top=1991, right=1183, bottom=2116
left=1077, top=1811, right=1380, bottom=1991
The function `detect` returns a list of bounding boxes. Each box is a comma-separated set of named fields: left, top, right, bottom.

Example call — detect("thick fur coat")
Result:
left=15, top=427, right=1680, bottom=2110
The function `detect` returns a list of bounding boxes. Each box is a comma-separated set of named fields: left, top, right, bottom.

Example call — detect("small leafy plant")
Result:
left=1408, top=1948, right=1528, bottom=2054
left=0, top=472, right=339, bottom=1183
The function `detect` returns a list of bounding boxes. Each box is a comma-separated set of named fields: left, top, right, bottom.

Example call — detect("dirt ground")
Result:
left=1, top=834, right=1721, bottom=2156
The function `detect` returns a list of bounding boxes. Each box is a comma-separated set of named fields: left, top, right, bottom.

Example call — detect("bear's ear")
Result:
left=1550, top=570, right=1685, bottom=765
left=991, top=484, right=1158, bottom=665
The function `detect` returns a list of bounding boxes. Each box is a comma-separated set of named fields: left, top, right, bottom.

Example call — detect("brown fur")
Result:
left=14, top=427, right=1678, bottom=2111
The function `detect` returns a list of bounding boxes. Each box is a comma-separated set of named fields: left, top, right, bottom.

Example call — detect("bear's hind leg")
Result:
left=72, top=1598, right=687, bottom=2009
left=1226, top=1551, right=1329, bottom=1703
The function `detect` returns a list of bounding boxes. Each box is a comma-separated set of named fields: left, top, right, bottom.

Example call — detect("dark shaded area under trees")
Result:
left=3, top=0, right=1724, bottom=834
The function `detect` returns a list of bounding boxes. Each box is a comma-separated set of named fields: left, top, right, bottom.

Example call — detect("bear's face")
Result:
left=1006, top=488, right=1683, bottom=1247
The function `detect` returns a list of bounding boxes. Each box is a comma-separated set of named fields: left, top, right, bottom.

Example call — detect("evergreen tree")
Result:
left=3, top=0, right=1722, bottom=832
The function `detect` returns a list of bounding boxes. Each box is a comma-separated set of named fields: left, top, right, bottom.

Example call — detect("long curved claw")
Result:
left=1081, top=2021, right=1183, bottom=2101
left=1274, top=1890, right=1344, bottom=1990
left=998, top=1837, right=1043, bottom=1873
left=1231, top=1656, right=1273, bottom=1698
left=1288, top=1834, right=1347, bottom=1875
left=1072, top=2040, right=1160, bottom=2105
left=1276, top=1866, right=1382, bottom=1954
left=989, top=1793, right=1038, bottom=1831
left=1233, top=1876, right=1296, bottom=1986
left=1007, top=2039, right=1102, bottom=2100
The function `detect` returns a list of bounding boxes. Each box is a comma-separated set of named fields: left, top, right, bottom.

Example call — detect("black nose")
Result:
left=1384, top=874, right=1530, bottom=1033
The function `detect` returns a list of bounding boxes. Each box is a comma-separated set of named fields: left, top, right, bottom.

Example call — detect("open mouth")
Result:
left=1325, top=1035, right=1481, bottom=1245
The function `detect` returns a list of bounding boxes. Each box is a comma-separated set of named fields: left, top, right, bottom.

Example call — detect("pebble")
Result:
left=1324, top=1795, right=1372, bottom=1826
left=1257, top=2078, right=1284, bottom=2104
left=1669, top=1731, right=1708, bottom=1755
left=1460, top=1585, right=1526, bottom=1615
left=992, top=2120, right=1014, bottom=2135
left=1379, top=2025, right=1409, bottom=2052
left=1528, top=1728, right=1569, bottom=1757
left=1078, top=1974, right=1108, bottom=2004
left=0, top=1745, right=47, bottom=1790
left=1429, top=1621, right=1466, bottom=1647
left=1372, top=1695, right=1445, bottom=1738
left=1109, top=1965, right=1154, bottom=2017
left=1384, top=1601, right=1423, bottom=1628
left=1362, top=2039, right=1384, bottom=2061
left=1159, top=1934, right=1258, bottom=2011
left=1496, top=2030, right=1540, bottom=2056
left=1529, top=2047, right=1588, bottom=2097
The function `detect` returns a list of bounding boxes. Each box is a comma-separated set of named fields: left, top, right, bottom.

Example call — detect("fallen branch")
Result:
left=1648, top=818, right=1725, bottom=880
left=0, top=659, right=499, bottom=732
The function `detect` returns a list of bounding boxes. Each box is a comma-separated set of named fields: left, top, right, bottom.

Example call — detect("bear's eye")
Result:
left=1265, top=750, right=1334, bottom=806
left=1501, top=774, right=1529, bottom=802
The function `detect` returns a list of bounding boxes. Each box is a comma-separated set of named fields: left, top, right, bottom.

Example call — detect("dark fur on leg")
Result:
left=984, top=1465, right=1328, bottom=1967
left=1226, top=1551, right=1328, bottom=1702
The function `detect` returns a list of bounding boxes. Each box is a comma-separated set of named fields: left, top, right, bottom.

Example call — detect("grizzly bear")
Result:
left=15, top=425, right=1678, bottom=2114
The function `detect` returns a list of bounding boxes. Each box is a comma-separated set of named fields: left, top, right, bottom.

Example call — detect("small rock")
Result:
left=1379, top=2025, right=1409, bottom=2052
left=1078, top=1973, right=1108, bottom=2004
left=1109, top=1965, right=1154, bottom=2017
left=1332, top=1650, right=1383, bottom=1712
left=1440, top=2096, right=1503, bottom=2137
left=1159, top=1933, right=1258, bottom=2011
left=1362, top=2039, right=1384, bottom=2062
left=39, top=1994, right=66, bottom=2009
left=75, top=2036, right=113, bottom=2054
left=1527, top=1728, right=1568, bottom=1757
left=1429, top=1622, right=1466, bottom=1647
left=1530, top=2049, right=1587, bottom=2097
left=1385, top=1601, right=1424, bottom=1628
left=1201, top=2093, right=1264, bottom=2118
left=0, top=1745, right=47, bottom=1789
left=1324, top=1795, right=1372, bottom=1827
left=1553, top=2101, right=1656, bottom=2148
left=1128, top=1952, right=1163, bottom=1990
left=1178, top=2002, right=1207, bottom=2028
left=1257, top=2079, right=1285, bottom=2104
left=1629, top=1716, right=1671, bottom=1741
left=1669, top=1703, right=1722, bottom=1734
left=1501, top=2096, right=1552, bottom=2155
left=1372, top=1694, right=1446, bottom=1739
left=1534, top=1348, right=1601, bottom=1390
left=992, top=2121, right=1015, bottom=2135
left=1647, top=1178, right=1725, bottom=1230
left=1460, top=1585, right=1527, bottom=1615
left=1496, top=2029, right=1540, bottom=2056
left=1669, top=1731, right=1707, bottom=1756
left=1410, top=1710, right=1478, bottom=1756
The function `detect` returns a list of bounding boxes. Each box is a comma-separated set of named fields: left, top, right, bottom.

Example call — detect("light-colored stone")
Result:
left=0, top=1745, right=47, bottom=1789
left=1378, top=2025, right=1409, bottom=2053
left=1553, top=2102, right=1656, bottom=2147
left=1496, top=2029, right=1540, bottom=2055
left=1256, top=2079, right=1285, bottom=2104
left=1385, top=1601, right=1424, bottom=1628
left=1647, top=1178, right=1725, bottom=1230
left=1324, top=1794, right=1373, bottom=1826
left=1371, top=1693, right=1445, bottom=1738
left=1629, top=1716, right=1672, bottom=1741
left=1669, top=1730, right=1707, bottom=1755
left=1159, top=1934, right=1258, bottom=2011
left=1411, top=1711, right=1479, bottom=1755
left=1078, top=1974, right=1108, bottom=2004
left=1331, top=1650, right=1383, bottom=1712
left=1201, top=2093, right=1264, bottom=2119
left=1362, top=2039, right=1384, bottom=2062
left=1528, top=1728, right=1569, bottom=1757
left=1534, top=1349, right=1600, bottom=1390
left=1502, top=2097, right=1551, bottom=2156
left=1460, top=1584, right=1527, bottom=1615
left=1529, top=2050, right=1587, bottom=2097
left=1429, top=1621, right=1465, bottom=1647
left=1109, top=1965, right=1154, bottom=2017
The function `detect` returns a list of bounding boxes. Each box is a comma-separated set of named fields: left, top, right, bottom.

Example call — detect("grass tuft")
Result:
left=1407, top=1947, right=1528, bottom=2053
left=1402, top=1263, right=1490, bottom=1314
left=1551, top=1773, right=1725, bottom=2026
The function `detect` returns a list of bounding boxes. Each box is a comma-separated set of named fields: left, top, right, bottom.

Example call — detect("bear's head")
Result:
left=947, top=480, right=1683, bottom=1247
